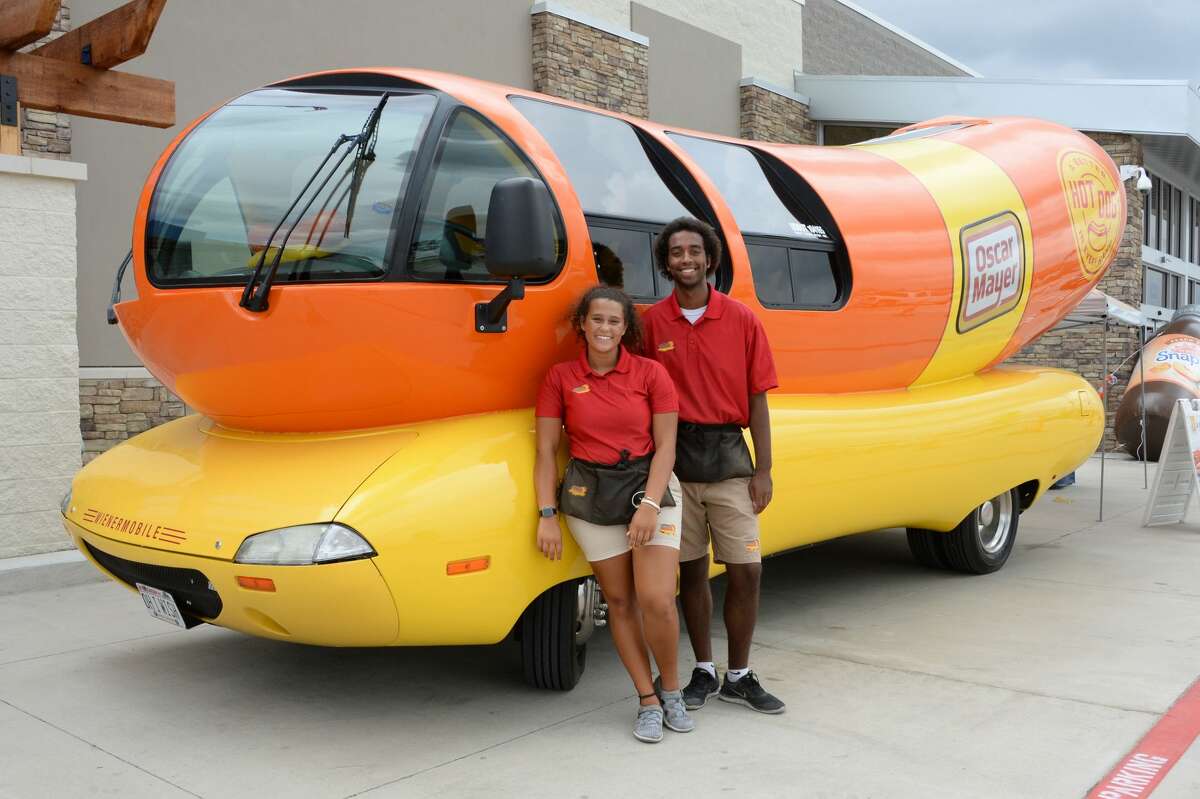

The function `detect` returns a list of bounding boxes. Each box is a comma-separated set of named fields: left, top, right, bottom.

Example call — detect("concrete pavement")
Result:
left=1, top=455, right=1198, bottom=798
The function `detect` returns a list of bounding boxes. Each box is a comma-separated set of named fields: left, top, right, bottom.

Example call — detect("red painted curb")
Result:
left=1087, top=677, right=1200, bottom=798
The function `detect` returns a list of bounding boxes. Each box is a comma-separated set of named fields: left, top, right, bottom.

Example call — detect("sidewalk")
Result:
left=1, top=455, right=1197, bottom=798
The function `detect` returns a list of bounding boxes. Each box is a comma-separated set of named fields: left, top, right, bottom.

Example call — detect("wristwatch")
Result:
left=538, top=506, right=558, bottom=518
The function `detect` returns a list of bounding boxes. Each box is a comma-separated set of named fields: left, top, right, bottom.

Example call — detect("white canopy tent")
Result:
left=1050, top=289, right=1153, bottom=520
left=1058, top=289, right=1148, bottom=329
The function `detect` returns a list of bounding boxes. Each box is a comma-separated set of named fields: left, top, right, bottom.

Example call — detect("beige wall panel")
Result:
left=0, top=164, right=83, bottom=557
left=72, top=0, right=534, bottom=367
left=631, top=4, right=740, bottom=137
left=565, top=0, right=803, bottom=86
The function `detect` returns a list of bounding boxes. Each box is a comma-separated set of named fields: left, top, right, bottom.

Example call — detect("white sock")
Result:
left=696, top=661, right=717, bottom=679
left=727, top=667, right=751, bottom=681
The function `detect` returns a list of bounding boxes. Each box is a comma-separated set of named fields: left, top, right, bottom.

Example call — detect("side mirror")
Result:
left=475, top=177, right=558, bottom=333
left=484, top=177, right=558, bottom=279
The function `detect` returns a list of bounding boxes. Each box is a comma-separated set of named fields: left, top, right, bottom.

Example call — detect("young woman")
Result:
left=534, top=286, right=691, bottom=743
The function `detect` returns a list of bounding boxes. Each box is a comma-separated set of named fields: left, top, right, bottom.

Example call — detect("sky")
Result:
left=850, top=0, right=1200, bottom=81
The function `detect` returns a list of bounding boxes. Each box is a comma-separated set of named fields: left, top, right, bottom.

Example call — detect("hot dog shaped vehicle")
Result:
left=63, top=69, right=1120, bottom=689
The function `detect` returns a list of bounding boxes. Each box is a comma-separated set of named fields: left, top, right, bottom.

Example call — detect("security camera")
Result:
left=1136, top=168, right=1152, bottom=194
left=1119, top=164, right=1153, bottom=194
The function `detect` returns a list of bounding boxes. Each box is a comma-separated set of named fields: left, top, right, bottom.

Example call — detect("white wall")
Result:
left=0, top=157, right=84, bottom=557
left=564, top=0, right=804, bottom=86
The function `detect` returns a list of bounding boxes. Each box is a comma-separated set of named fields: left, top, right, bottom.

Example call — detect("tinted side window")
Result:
left=406, top=109, right=561, bottom=282
left=590, top=226, right=653, bottom=299
left=668, top=133, right=828, bottom=241
left=512, top=97, right=691, bottom=223
left=589, top=224, right=672, bottom=300
left=514, top=96, right=710, bottom=302
left=791, top=249, right=838, bottom=306
left=668, top=133, right=847, bottom=310
left=748, top=244, right=841, bottom=309
left=746, top=244, right=791, bottom=305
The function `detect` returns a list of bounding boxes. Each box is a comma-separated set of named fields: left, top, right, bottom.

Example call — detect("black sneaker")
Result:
left=718, top=671, right=785, bottom=714
left=681, top=667, right=720, bottom=710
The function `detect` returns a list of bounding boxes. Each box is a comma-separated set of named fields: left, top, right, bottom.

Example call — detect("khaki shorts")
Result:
left=679, top=477, right=761, bottom=565
left=564, top=474, right=683, bottom=563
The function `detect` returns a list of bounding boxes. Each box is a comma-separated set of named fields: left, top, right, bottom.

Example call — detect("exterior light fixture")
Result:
left=1118, top=165, right=1153, bottom=193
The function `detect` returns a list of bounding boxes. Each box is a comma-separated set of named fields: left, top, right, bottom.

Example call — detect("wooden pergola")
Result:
left=0, top=0, right=173, bottom=155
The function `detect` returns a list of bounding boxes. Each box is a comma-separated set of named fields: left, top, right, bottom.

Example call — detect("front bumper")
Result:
left=68, top=519, right=400, bottom=647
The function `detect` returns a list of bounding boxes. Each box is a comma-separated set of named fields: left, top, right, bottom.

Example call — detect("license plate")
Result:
left=136, top=583, right=187, bottom=628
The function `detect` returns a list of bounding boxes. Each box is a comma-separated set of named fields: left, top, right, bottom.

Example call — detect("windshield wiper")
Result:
left=240, top=93, right=389, bottom=313
left=106, top=249, right=133, bottom=325
left=343, top=95, right=387, bottom=237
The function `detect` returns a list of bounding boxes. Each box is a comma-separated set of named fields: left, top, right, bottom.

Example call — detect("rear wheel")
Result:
left=905, top=528, right=950, bottom=569
left=906, top=488, right=1019, bottom=574
left=520, top=577, right=595, bottom=690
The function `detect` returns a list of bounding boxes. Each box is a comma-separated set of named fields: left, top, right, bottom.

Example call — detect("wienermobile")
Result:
left=63, top=69, right=1122, bottom=689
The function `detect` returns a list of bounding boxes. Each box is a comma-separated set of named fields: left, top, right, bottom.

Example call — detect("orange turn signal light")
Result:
left=236, top=576, right=276, bottom=592
left=446, top=556, right=490, bottom=576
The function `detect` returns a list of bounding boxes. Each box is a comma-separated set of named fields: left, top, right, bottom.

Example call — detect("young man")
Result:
left=642, top=216, right=784, bottom=714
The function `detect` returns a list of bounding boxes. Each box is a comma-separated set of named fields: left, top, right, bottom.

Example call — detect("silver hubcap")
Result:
left=575, top=578, right=598, bottom=646
left=975, top=492, right=1014, bottom=555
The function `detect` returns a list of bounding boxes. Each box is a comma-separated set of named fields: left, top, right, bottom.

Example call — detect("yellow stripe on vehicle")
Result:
left=859, top=138, right=1035, bottom=387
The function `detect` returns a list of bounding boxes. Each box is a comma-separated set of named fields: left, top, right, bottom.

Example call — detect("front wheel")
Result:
left=907, top=488, right=1019, bottom=575
left=520, top=578, right=595, bottom=690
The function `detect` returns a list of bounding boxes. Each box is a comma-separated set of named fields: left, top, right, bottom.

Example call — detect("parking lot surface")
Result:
left=1, top=455, right=1198, bottom=798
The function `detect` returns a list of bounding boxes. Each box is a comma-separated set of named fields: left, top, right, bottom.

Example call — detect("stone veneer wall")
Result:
left=531, top=8, right=648, bottom=118
left=79, top=376, right=187, bottom=464
left=0, top=157, right=85, bottom=558
left=20, top=1, right=72, bottom=160
left=739, top=82, right=817, bottom=145
left=1007, top=133, right=1145, bottom=451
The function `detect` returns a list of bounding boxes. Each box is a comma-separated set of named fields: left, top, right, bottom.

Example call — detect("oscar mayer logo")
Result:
left=1058, top=148, right=1122, bottom=278
left=957, top=211, right=1025, bottom=333
left=82, top=508, right=187, bottom=546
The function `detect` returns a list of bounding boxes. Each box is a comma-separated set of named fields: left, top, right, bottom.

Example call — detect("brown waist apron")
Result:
left=674, top=422, right=754, bottom=484
left=559, top=450, right=676, bottom=526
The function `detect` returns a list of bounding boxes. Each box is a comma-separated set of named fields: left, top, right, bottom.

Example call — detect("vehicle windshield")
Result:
left=146, top=89, right=437, bottom=286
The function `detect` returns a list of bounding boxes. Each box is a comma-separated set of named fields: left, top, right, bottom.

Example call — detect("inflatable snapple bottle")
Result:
left=1115, top=305, right=1200, bottom=460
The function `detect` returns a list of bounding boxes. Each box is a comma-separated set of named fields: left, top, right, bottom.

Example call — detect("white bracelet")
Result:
left=640, top=497, right=661, bottom=512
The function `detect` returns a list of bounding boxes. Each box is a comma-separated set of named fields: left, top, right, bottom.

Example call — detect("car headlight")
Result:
left=233, top=523, right=376, bottom=565
left=60, top=488, right=72, bottom=516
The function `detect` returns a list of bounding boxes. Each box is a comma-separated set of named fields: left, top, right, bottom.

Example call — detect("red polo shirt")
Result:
left=536, top=346, right=679, bottom=464
left=641, top=289, right=777, bottom=427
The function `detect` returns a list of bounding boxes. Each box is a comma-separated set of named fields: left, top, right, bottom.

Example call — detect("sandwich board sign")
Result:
left=1144, top=399, right=1200, bottom=526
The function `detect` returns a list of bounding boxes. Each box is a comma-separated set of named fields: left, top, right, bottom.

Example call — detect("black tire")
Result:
left=520, top=578, right=590, bottom=690
left=905, top=528, right=951, bottom=569
left=907, top=487, right=1020, bottom=575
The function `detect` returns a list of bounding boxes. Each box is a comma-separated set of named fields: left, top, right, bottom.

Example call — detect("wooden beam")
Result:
left=0, top=49, right=173, bottom=128
left=0, top=0, right=60, bottom=50
left=0, top=109, right=19, bottom=155
left=31, top=0, right=165, bottom=69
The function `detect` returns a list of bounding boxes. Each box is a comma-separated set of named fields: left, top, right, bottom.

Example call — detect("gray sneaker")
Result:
left=659, top=689, right=695, bottom=733
left=634, top=704, right=664, bottom=743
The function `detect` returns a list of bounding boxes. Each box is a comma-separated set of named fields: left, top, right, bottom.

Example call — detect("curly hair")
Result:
left=653, top=216, right=722, bottom=282
left=570, top=285, right=643, bottom=353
